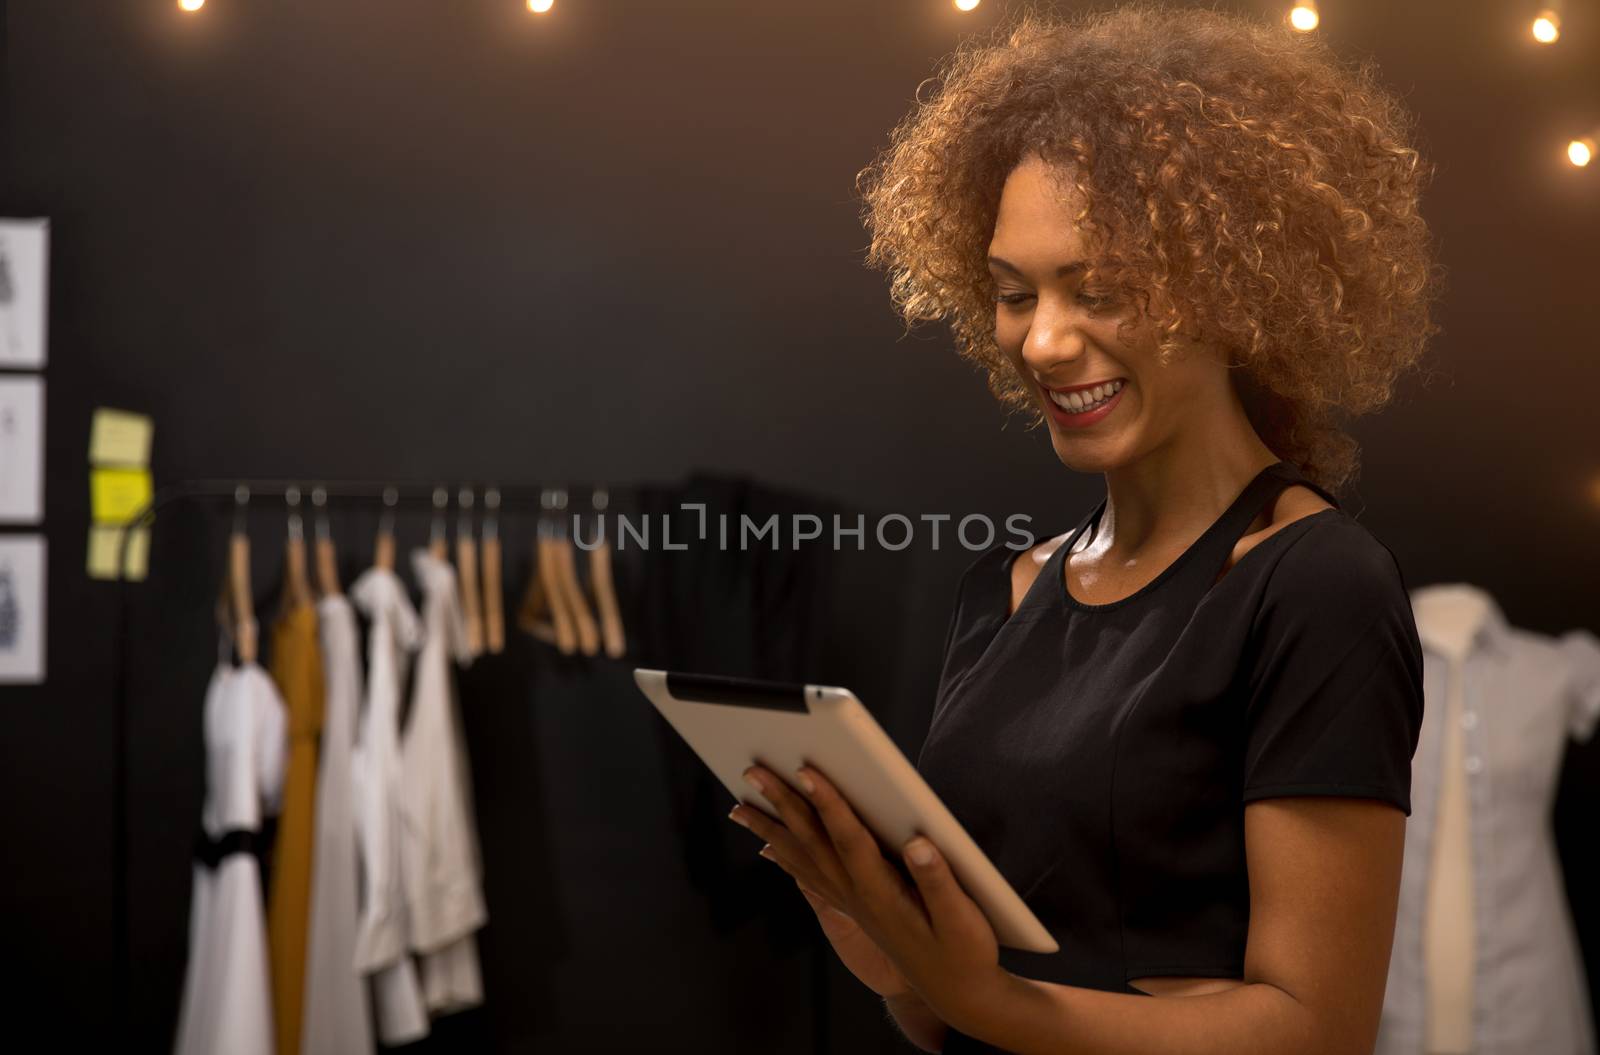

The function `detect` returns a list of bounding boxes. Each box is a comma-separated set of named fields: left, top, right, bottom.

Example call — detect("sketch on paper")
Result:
left=0, top=535, right=45, bottom=684
left=0, top=376, right=44, bottom=523
left=0, top=218, right=50, bottom=368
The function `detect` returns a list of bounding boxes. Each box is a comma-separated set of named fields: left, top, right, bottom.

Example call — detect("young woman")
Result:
left=728, top=3, right=1442, bottom=1052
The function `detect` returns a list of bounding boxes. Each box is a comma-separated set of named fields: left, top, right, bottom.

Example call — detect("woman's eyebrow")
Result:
left=987, top=255, right=1086, bottom=277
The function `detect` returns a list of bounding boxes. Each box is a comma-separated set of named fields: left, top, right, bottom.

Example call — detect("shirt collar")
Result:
left=1409, top=582, right=1513, bottom=661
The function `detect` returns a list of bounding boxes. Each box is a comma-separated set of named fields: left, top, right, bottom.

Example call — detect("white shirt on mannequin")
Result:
left=1377, top=583, right=1600, bottom=1055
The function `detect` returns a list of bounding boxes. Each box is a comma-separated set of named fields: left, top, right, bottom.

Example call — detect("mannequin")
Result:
left=1379, top=582, right=1600, bottom=1055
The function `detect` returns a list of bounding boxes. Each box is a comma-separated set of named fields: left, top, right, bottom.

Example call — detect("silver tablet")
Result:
left=633, top=668, right=1058, bottom=954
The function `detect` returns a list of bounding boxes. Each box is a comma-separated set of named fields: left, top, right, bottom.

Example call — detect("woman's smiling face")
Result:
left=987, top=154, right=1235, bottom=472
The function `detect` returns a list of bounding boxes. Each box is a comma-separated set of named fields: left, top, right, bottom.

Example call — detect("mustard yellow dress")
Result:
left=267, top=603, right=324, bottom=1055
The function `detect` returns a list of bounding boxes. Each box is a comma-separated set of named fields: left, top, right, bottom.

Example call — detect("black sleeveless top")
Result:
left=915, top=460, right=1424, bottom=1053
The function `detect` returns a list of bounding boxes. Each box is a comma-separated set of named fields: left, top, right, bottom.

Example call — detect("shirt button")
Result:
left=1461, top=711, right=1478, bottom=730
left=1464, top=755, right=1483, bottom=775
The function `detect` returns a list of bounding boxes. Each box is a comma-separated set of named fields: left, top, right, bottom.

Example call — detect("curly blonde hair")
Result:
left=854, top=0, right=1445, bottom=494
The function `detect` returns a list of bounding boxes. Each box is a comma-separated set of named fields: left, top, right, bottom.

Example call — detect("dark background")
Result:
left=1, top=0, right=1597, bottom=1050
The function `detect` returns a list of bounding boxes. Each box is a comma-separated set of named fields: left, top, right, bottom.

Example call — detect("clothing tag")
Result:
left=89, top=408, right=153, bottom=467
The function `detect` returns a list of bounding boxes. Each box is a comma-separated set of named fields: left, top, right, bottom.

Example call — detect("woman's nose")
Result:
left=1020, top=305, right=1089, bottom=378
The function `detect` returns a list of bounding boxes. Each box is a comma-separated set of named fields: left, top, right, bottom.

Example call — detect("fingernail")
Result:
left=758, top=845, right=775, bottom=861
left=797, top=770, right=816, bottom=795
left=728, top=806, right=749, bottom=828
left=907, top=839, right=935, bottom=867
left=743, top=769, right=765, bottom=794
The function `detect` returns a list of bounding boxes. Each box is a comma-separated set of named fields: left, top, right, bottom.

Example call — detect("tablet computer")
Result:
left=633, top=668, right=1058, bottom=954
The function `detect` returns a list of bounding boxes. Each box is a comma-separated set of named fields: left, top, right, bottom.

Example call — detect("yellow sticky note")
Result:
left=89, top=408, right=154, bottom=467
left=90, top=468, right=153, bottom=525
left=88, top=523, right=150, bottom=581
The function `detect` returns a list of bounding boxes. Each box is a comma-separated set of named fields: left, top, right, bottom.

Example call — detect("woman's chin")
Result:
left=1046, top=416, right=1131, bottom=472
left=1050, top=440, right=1125, bottom=475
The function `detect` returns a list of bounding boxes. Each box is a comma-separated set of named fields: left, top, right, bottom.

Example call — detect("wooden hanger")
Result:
left=516, top=539, right=554, bottom=647
left=428, top=486, right=449, bottom=561
left=280, top=486, right=314, bottom=617
left=228, top=485, right=258, bottom=664
left=480, top=487, right=504, bottom=654
left=374, top=486, right=398, bottom=571
left=518, top=490, right=577, bottom=653
left=586, top=487, right=627, bottom=659
left=311, top=486, right=341, bottom=598
left=550, top=488, right=600, bottom=656
left=455, top=487, right=485, bottom=658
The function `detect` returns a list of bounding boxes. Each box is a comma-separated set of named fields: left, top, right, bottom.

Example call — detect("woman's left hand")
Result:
left=730, top=759, right=1007, bottom=1026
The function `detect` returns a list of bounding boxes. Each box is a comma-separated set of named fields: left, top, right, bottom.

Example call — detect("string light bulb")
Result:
left=1569, top=137, right=1595, bottom=168
left=1288, top=2, right=1319, bottom=33
left=527, top=0, right=553, bottom=13
left=1532, top=11, right=1561, bottom=44
left=955, top=0, right=982, bottom=11
left=178, top=0, right=204, bottom=11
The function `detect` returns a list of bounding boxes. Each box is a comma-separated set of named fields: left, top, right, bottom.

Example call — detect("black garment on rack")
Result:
left=624, top=474, right=830, bottom=950
left=443, top=471, right=945, bottom=1053
left=419, top=629, right=566, bottom=1054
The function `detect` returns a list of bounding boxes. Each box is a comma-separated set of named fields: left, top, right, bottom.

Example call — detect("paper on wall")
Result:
left=0, top=535, right=46, bottom=683
left=0, top=376, right=44, bottom=524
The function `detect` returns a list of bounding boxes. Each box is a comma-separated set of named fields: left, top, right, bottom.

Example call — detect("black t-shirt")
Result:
left=915, top=460, right=1424, bottom=1053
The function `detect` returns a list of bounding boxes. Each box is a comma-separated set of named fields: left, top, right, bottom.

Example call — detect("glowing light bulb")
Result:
left=1569, top=138, right=1595, bottom=167
left=955, top=0, right=982, bottom=11
left=178, top=0, right=204, bottom=11
left=1289, top=4, right=1319, bottom=32
left=527, top=0, right=553, bottom=12
left=1532, top=12, right=1560, bottom=44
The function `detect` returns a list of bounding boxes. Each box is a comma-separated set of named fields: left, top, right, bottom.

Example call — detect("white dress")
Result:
left=402, top=549, right=489, bottom=1014
left=299, top=594, right=375, bottom=1055
left=349, top=567, right=430, bottom=1046
left=173, top=663, right=287, bottom=1055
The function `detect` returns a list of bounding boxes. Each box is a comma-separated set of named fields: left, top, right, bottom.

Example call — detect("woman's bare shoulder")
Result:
left=1006, top=531, right=1076, bottom=615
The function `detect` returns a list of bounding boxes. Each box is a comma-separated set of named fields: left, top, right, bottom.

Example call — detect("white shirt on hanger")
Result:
left=299, top=594, right=376, bottom=1055
left=349, top=567, right=429, bottom=1047
left=402, top=549, right=488, bottom=1015
left=173, top=662, right=287, bottom=1055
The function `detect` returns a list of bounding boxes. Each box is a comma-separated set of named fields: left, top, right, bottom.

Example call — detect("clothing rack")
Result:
left=109, top=478, right=638, bottom=1036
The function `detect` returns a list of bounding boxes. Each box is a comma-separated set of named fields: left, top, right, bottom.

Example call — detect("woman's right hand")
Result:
left=793, top=879, right=916, bottom=999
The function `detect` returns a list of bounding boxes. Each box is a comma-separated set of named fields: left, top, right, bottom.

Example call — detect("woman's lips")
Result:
left=1041, top=381, right=1123, bottom=429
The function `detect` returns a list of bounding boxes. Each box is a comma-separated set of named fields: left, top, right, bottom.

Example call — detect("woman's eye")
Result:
left=994, top=291, right=1112, bottom=309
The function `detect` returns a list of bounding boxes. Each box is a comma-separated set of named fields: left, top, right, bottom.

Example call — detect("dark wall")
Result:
left=2, top=0, right=1597, bottom=1048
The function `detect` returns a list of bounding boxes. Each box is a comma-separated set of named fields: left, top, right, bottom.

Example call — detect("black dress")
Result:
left=915, top=460, right=1425, bottom=1054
